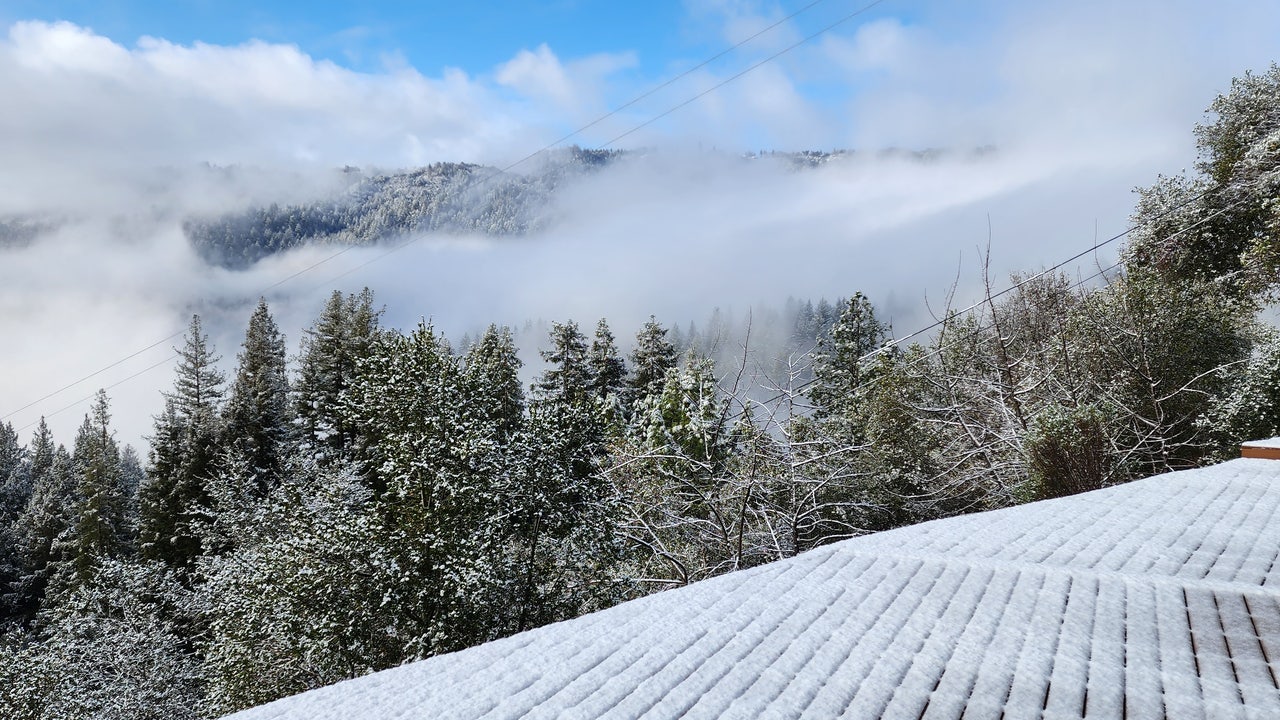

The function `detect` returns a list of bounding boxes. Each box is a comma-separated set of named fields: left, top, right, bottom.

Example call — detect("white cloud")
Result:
left=495, top=43, right=638, bottom=126
left=497, top=44, right=578, bottom=106
left=0, top=20, right=540, bottom=212
left=830, top=18, right=911, bottom=72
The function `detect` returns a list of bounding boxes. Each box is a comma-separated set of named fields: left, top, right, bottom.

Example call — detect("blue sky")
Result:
left=0, top=0, right=1275, bottom=163
left=1, top=0, right=690, bottom=72
left=0, top=0, right=906, bottom=76
left=0, top=0, right=921, bottom=154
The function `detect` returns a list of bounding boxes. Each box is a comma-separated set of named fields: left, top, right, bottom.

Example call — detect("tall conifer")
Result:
left=139, top=315, right=225, bottom=569
left=225, top=299, right=292, bottom=496
left=295, top=288, right=381, bottom=462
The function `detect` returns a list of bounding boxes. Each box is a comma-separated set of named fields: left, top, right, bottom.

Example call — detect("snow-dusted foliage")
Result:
left=1126, top=63, right=1280, bottom=300
left=0, top=559, right=202, bottom=720
left=183, top=148, right=625, bottom=269
left=222, top=458, right=1280, bottom=720
left=200, top=461, right=395, bottom=716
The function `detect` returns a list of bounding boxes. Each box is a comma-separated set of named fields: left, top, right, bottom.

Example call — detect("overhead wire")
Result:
left=1, top=331, right=185, bottom=423
left=16, top=354, right=180, bottom=433
left=255, top=0, right=845, bottom=296
left=762, top=185, right=1256, bottom=410
left=860, top=183, right=1218, bottom=362
left=307, top=0, right=896, bottom=292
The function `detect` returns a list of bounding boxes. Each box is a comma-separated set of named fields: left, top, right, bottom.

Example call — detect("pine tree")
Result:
left=463, top=325, right=524, bottom=441
left=790, top=299, right=818, bottom=352
left=587, top=319, right=626, bottom=403
left=635, top=356, right=732, bottom=479
left=627, top=316, right=677, bottom=411
left=499, top=398, right=622, bottom=634
left=341, top=322, right=502, bottom=655
left=295, top=288, right=382, bottom=462
left=66, top=391, right=125, bottom=589
left=0, top=421, right=29, bottom=623
left=534, top=321, right=592, bottom=406
left=0, top=558, right=204, bottom=720
left=810, top=293, right=889, bottom=426
left=26, top=418, right=55, bottom=490
left=201, top=461, right=395, bottom=715
left=118, top=445, right=144, bottom=538
left=139, top=315, right=226, bottom=570
left=224, top=299, right=293, bottom=496
left=0, top=422, right=26, bottom=519
left=170, top=315, right=225, bottom=418
left=7, top=420, right=67, bottom=622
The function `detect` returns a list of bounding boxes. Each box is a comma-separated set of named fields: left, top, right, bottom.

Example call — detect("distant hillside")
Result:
left=180, top=146, right=980, bottom=269
left=0, top=216, right=52, bottom=249
left=182, top=146, right=624, bottom=269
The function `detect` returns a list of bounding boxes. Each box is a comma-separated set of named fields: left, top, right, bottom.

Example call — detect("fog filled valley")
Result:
left=0, top=144, right=1146, bottom=451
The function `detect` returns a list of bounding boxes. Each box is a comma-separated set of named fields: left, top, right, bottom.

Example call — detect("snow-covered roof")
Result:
left=228, top=459, right=1280, bottom=719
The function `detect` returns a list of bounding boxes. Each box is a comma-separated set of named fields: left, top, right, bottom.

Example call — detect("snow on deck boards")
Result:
left=227, top=459, right=1280, bottom=720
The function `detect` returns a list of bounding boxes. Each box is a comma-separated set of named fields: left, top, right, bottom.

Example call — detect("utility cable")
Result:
left=16, top=354, right=180, bottom=433
left=770, top=187, right=1255, bottom=408
left=1, top=331, right=184, bottom=422
left=861, top=183, right=1218, bottom=362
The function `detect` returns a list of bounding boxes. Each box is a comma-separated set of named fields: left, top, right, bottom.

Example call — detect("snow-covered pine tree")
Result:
left=224, top=298, right=293, bottom=497
left=342, top=322, right=503, bottom=654
left=588, top=319, right=626, bottom=404
left=201, top=460, right=396, bottom=715
left=626, top=316, right=677, bottom=414
left=0, top=422, right=29, bottom=624
left=809, top=293, right=889, bottom=427
left=7, top=422, right=70, bottom=623
left=615, top=355, right=743, bottom=584
left=462, top=324, right=524, bottom=442
left=0, top=422, right=26, bottom=520
left=169, top=315, right=225, bottom=418
left=0, top=558, right=203, bottom=720
left=294, top=288, right=381, bottom=463
left=498, top=325, right=623, bottom=634
left=138, top=315, right=225, bottom=570
left=534, top=321, right=592, bottom=406
left=64, top=391, right=126, bottom=589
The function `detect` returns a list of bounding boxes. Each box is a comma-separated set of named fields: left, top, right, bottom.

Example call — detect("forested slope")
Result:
left=182, top=146, right=623, bottom=269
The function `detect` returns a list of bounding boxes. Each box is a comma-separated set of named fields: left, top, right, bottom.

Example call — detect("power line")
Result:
left=303, top=0, right=894, bottom=292
left=499, top=0, right=835, bottom=173
left=0, top=331, right=184, bottom=422
left=861, top=184, right=1218, bottom=362
left=16, top=353, right=180, bottom=433
left=775, top=187, right=1257, bottom=406
left=242, top=0, right=865, bottom=298
left=604, top=0, right=890, bottom=148
left=1, top=0, right=857, bottom=424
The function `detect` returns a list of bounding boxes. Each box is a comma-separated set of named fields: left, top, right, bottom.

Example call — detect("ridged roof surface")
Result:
left=230, top=458, right=1280, bottom=719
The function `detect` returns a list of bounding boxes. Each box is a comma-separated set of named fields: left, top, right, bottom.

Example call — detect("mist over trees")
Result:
left=177, top=147, right=955, bottom=271
left=181, top=148, right=625, bottom=269
left=1, top=65, right=1279, bottom=718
